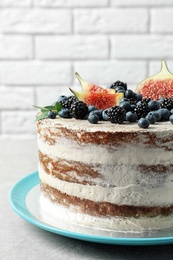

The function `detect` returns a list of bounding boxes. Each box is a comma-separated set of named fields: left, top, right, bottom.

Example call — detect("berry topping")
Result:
left=58, top=108, right=71, bottom=118
left=126, top=111, right=138, bottom=122
left=47, top=110, right=56, bottom=119
left=107, top=106, right=126, bottom=124
left=60, top=95, right=78, bottom=109
left=109, top=80, right=127, bottom=91
left=134, top=100, right=149, bottom=119
left=138, top=118, right=150, bottom=129
left=146, top=112, right=156, bottom=124
left=159, top=98, right=173, bottom=110
left=88, top=112, right=99, bottom=124
left=70, top=101, right=88, bottom=119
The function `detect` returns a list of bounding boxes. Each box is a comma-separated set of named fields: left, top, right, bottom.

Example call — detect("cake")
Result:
left=36, top=63, right=173, bottom=232
left=37, top=118, right=173, bottom=231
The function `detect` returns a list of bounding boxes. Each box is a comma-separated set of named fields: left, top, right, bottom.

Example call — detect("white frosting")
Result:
left=37, top=118, right=173, bottom=231
left=40, top=194, right=173, bottom=232
left=37, top=136, right=173, bottom=165
left=39, top=166, right=173, bottom=206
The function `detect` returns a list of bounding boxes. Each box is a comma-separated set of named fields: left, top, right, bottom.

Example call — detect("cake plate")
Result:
left=9, top=171, right=173, bottom=246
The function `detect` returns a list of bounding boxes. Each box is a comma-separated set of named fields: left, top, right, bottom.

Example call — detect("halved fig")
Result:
left=136, top=60, right=173, bottom=100
left=70, top=73, right=123, bottom=110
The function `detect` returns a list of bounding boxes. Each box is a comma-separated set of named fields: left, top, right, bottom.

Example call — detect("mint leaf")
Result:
left=35, top=111, right=48, bottom=121
left=33, top=102, right=62, bottom=121
left=55, top=102, right=62, bottom=112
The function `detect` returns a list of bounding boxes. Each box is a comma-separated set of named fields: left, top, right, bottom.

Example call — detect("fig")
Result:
left=70, top=73, right=123, bottom=110
left=136, top=60, right=173, bottom=100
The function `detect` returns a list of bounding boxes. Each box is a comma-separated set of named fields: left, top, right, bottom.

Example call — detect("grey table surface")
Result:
left=1, top=137, right=173, bottom=260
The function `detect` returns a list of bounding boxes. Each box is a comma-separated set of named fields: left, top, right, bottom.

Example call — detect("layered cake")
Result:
left=36, top=62, right=173, bottom=232
left=37, top=118, right=173, bottom=231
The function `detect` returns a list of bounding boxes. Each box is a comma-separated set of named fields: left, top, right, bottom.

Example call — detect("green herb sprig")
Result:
left=33, top=102, right=62, bottom=121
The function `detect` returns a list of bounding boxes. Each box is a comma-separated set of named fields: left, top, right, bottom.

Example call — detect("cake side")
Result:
left=37, top=118, right=173, bottom=229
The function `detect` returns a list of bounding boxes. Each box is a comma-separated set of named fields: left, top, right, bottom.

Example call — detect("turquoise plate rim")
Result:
left=9, top=171, right=173, bottom=246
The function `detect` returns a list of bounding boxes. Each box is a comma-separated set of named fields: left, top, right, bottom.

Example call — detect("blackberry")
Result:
left=60, top=95, right=78, bottom=109
left=159, top=98, right=173, bottom=110
left=134, top=100, right=149, bottom=119
left=127, top=98, right=137, bottom=105
left=107, top=106, right=126, bottom=124
left=142, top=98, right=151, bottom=104
left=70, top=101, right=88, bottom=119
left=109, top=80, right=127, bottom=91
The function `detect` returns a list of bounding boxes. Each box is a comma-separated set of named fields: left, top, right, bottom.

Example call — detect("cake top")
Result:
left=38, top=117, right=173, bottom=134
left=34, top=60, right=173, bottom=130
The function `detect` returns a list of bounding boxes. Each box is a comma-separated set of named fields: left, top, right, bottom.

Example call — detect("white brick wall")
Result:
left=0, top=0, right=173, bottom=136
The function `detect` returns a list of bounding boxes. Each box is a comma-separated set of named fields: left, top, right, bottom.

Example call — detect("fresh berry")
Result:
left=150, top=111, right=162, bottom=122
left=136, top=93, right=142, bottom=101
left=158, top=108, right=170, bottom=121
left=70, top=101, right=88, bottom=119
left=127, top=98, right=137, bottom=105
left=60, top=95, right=78, bottom=109
left=91, top=109, right=103, bottom=120
left=88, top=112, right=99, bottom=124
left=47, top=110, right=56, bottom=119
left=88, top=105, right=97, bottom=113
left=102, top=110, right=110, bottom=121
left=134, top=100, right=149, bottom=119
left=146, top=112, right=156, bottom=124
left=125, top=89, right=135, bottom=99
left=142, top=98, right=151, bottom=104
left=58, top=95, right=68, bottom=103
left=159, top=98, right=173, bottom=110
left=148, top=100, right=160, bottom=111
left=126, top=111, right=137, bottom=122
left=109, top=80, right=127, bottom=91
left=120, top=101, right=131, bottom=112
left=138, top=118, right=150, bottom=128
left=58, top=108, right=71, bottom=118
left=169, top=114, right=173, bottom=124
left=107, top=106, right=126, bottom=124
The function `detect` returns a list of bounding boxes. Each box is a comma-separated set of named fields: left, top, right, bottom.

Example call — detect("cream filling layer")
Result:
left=39, top=165, right=173, bottom=207
left=40, top=194, right=173, bottom=232
left=37, top=136, right=173, bottom=166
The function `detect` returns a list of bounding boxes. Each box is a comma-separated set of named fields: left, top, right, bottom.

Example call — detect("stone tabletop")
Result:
left=1, top=138, right=173, bottom=260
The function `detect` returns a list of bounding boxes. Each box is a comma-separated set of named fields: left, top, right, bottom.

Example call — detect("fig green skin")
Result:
left=136, top=60, right=173, bottom=100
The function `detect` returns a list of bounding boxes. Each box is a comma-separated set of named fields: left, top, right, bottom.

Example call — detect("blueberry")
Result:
left=126, top=111, right=137, bottom=122
left=48, top=110, right=56, bottom=119
left=120, top=101, right=131, bottom=112
left=88, top=112, right=99, bottom=124
left=91, top=110, right=103, bottom=120
left=158, top=108, right=170, bottom=121
left=125, top=89, right=135, bottom=99
left=146, top=112, right=156, bottom=124
left=170, top=108, right=173, bottom=115
left=58, top=108, right=71, bottom=118
left=102, top=110, right=110, bottom=121
left=57, top=95, right=68, bottom=103
left=136, top=93, right=142, bottom=101
left=120, top=98, right=128, bottom=103
left=138, top=118, right=150, bottom=128
left=88, top=105, right=97, bottom=113
left=148, top=100, right=160, bottom=111
left=150, top=111, right=162, bottom=122
left=169, top=114, right=173, bottom=124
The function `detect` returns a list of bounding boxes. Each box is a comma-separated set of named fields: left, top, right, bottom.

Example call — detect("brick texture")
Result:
left=0, top=2, right=173, bottom=137
left=74, top=9, right=148, bottom=33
